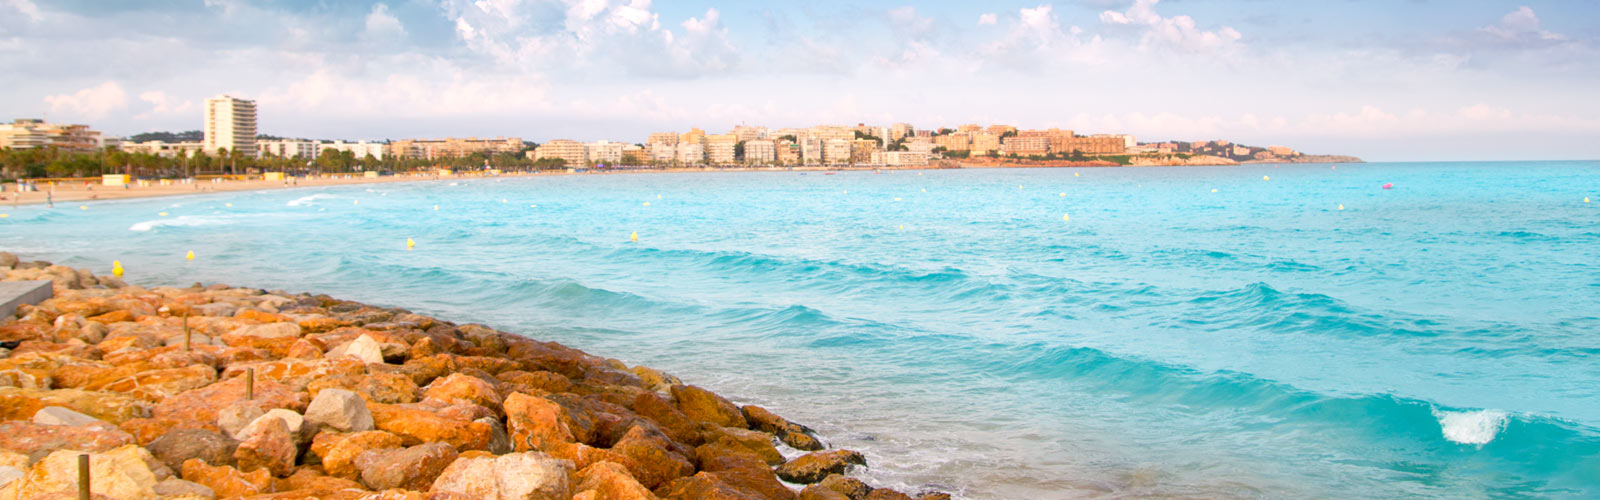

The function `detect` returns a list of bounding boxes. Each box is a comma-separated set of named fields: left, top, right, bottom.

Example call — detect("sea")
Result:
left=3, top=161, right=1598, bottom=499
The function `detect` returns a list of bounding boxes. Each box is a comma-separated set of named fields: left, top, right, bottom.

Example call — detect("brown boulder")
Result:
left=313, top=430, right=404, bottom=479
left=699, top=454, right=797, bottom=500
left=368, top=402, right=492, bottom=451
left=741, top=405, right=822, bottom=451
left=424, top=373, right=503, bottom=414
left=863, top=490, right=915, bottom=500
left=181, top=458, right=274, bottom=498
left=800, top=485, right=851, bottom=500
left=776, top=450, right=867, bottom=484
left=354, top=442, right=458, bottom=491
left=152, top=376, right=306, bottom=423
left=669, top=385, right=745, bottom=428
left=503, top=392, right=575, bottom=452
left=655, top=473, right=766, bottom=500
left=147, top=428, right=238, bottom=471
left=611, top=426, right=693, bottom=490
left=234, top=416, right=296, bottom=476
left=632, top=392, right=699, bottom=445
left=572, top=461, right=658, bottom=500
left=818, top=475, right=871, bottom=500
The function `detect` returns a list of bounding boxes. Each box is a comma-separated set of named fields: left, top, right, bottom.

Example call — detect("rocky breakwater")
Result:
left=0, top=252, right=951, bottom=500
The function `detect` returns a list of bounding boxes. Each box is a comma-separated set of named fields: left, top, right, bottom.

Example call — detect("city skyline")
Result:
left=3, top=1, right=1598, bottom=161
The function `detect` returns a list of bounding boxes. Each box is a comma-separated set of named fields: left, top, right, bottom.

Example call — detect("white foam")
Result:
left=1435, top=409, right=1509, bottom=445
left=129, top=215, right=239, bottom=232
left=287, top=193, right=339, bottom=206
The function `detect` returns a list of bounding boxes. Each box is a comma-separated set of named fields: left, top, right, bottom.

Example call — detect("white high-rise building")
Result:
left=204, top=94, right=258, bottom=158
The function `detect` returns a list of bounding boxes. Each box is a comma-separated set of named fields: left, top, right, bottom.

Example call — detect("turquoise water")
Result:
left=3, top=162, right=1599, bottom=498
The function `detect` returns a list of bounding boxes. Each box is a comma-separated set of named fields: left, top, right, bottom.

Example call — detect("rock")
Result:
left=216, top=402, right=267, bottom=439
left=914, top=493, right=951, bottom=500
left=699, top=428, right=783, bottom=466
left=477, top=417, right=511, bottom=455
left=193, top=303, right=239, bottom=318
left=863, top=490, right=915, bottom=500
left=181, top=459, right=273, bottom=499
left=233, top=416, right=296, bottom=476
left=234, top=408, right=304, bottom=441
left=776, top=450, right=866, bottom=484
left=354, top=442, right=458, bottom=491
left=229, top=322, right=302, bottom=339
left=32, top=405, right=111, bottom=427
left=117, top=417, right=220, bottom=446
left=655, top=472, right=765, bottom=500
left=304, top=388, right=375, bottom=432
left=147, top=428, right=238, bottom=471
left=610, top=426, right=693, bottom=490
left=306, top=372, right=418, bottom=405
left=632, top=392, right=699, bottom=445
left=277, top=467, right=363, bottom=493
left=0, top=421, right=135, bottom=460
left=495, top=370, right=573, bottom=396
left=315, top=430, right=403, bottom=479
left=220, top=357, right=366, bottom=392
left=153, top=376, right=306, bottom=424
left=630, top=366, right=680, bottom=392
left=369, top=402, right=492, bottom=451
left=424, top=373, right=503, bottom=414
left=818, top=475, right=871, bottom=500
left=0, top=252, right=17, bottom=269
left=97, top=363, right=218, bottom=402
left=429, top=451, right=572, bottom=500
left=503, top=392, right=574, bottom=452
left=345, top=334, right=384, bottom=364
left=669, top=385, right=746, bottom=428
left=698, top=454, right=797, bottom=500
left=0, top=387, right=152, bottom=424
left=571, top=461, right=656, bottom=500
left=283, top=339, right=323, bottom=359
left=152, top=478, right=215, bottom=498
left=742, top=405, right=822, bottom=451
left=800, top=485, right=851, bottom=500
left=0, top=445, right=161, bottom=500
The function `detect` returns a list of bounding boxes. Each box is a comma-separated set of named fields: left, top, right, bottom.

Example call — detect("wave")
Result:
left=1434, top=408, right=1510, bottom=445
left=287, top=193, right=340, bottom=206
left=130, top=214, right=241, bottom=232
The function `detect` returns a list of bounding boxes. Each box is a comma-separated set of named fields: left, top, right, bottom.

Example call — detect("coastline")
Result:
left=0, top=254, right=948, bottom=499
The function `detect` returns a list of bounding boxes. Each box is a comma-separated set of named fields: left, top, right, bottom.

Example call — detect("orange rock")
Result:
left=423, top=373, right=503, bottom=414
left=221, top=357, right=366, bottom=391
left=611, top=426, right=693, bottom=490
left=368, top=402, right=491, bottom=451
left=316, top=430, right=404, bottom=479
left=0, top=387, right=151, bottom=424
left=633, top=392, right=699, bottom=445
left=503, top=392, right=575, bottom=452
left=182, top=458, right=275, bottom=498
left=98, top=363, right=218, bottom=402
left=817, top=475, right=871, bottom=500
left=119, top=417, right=222, bottom=445
left=86, top=310, right=136, bottom=324
left=234, top=416, right=296, bottom=477
left=863, top=490, right=916, bottom=500
left=670, top=385, right=746, bottom=429
left=298, top=317, right=353, bottom=334
left=656, top=472, right=763, bottom=500
left=0, top=420, right=135, bottom=457
left=307, top=372, right=419, bottom=405
left=408, top=337, right=442, bottom=359
left=741, top=405, right=822, bottom=451
left=236, top=310, right=293, bottom=324
left=219, top=334, right=300, bottom=358
left=700, top=454, right=796, bottom=500
left=285, top=339, right=324, bottom=359
left=278, top=467, right=364, bottom=492
left=572, top=461, right=658, bottom=500
left=547, top=442, right=635, bottom=472
left=496, top=370, right=573, bottom=396
left=800, top=485, right=851, bottom=500
left=153, top=376, right=307, bottom=424
left=776, top=450, right=866, bottom=484
left=354, top=442, right=458, bottom=491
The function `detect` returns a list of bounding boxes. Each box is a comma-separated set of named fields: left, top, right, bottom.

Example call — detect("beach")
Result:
left=0, top=254, right=947, bottom=499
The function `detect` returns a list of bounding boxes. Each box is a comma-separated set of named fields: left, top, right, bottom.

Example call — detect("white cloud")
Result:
left=44, top=81, right=127, bottom=119
left=442, top=0, right=737, bottom=77
left=363, top=3, right=406, bottom=42
left=978, top=13, right=997, bottom=26
left=134, top=91, right=194, bottom=120
left=1479, top=6, right=1566, bottom=48
left=1100, top=0, right=1241, bottom=53
left=3, top=0, right=41, bottom=22
left=982, top=5, right=1104, bottom=67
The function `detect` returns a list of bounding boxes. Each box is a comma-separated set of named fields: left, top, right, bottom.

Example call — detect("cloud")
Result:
left=1100, top=0, right=1241, bottom=53
left=1479, top=6, right=1566, bottom=48
left=977, top=13, right=997, bottom=26
left=44, top=81, right=127, bottom=119
left=982, top=5, right=1104, bottom=67
left=363, top=3, right=406, bottom=42
left=442, top=0, right=738, bottom=78
left=3, top=0, right=40, bottom=22
left=134, top=91, right=194, bottom=120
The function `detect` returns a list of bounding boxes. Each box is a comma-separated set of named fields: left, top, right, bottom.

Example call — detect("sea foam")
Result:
left=1434, top=409, right=1509, bottom=445
left=287, top=193, right=339, bottom=206
left=129, top=215, right=240, bottom=232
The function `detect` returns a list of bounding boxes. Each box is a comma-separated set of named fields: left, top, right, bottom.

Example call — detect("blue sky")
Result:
left=2, top=0, right=1597, bottom=160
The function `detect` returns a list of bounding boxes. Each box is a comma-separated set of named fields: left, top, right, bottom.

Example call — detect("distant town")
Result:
left=0, top=94, right=1359, bottom=180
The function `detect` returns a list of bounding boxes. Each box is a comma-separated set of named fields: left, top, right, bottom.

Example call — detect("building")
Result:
left=971, top=132, right=1001, bottom=156
left=534, top=139, right=586, bottom=165
left=730, top=125, right=768, bottom=143
left=257, top=139, right=320, bottom=160
left=650, top=143, right=677, bottom=164
left=823, top=139, right=853, bottom=165
left=1002, top=135, right=1051, bottom=156
left=851, top=139, right=878, bottom=164
left=203, top=94, right=258, bottom=157
left=934, top=133, right=971, bottom=152
left=744, top=139, right=776, bottom=164
left=647, top=132, right=680, bottom=146
left=1267, top=145, right=1296, bottom=156
left=957, top=124, right=981, bottom=133
left=120, top=140, right=205, bottom=158
left=679, top=128, right=706, bottom=145
left=870, top=151, right=929, bottom=166
left=889, top=123, right=914, bottom=141
left=808, top=126, right=854, bottom=142
left=776, top=140, right=801, bottom=165
left=0, top=118, right=104, bottom=152
left=585, top=140, right=625, bottom=165
left=676, top=142, right=704, bottom=164
left=324, top=141, right=386, bottom=160
left=800, top=138, right=822, bottom=164
left=904, top=137, right=936, bottom=156
left=392, top=137, right=522, bottom=159
left=987, top=125, right=1018, bottom=136
left=1052, top=136, right=1127, bottom=155
left=622, top=145, right=648, bottom=165
left=704, top=134, right=739, bottom=165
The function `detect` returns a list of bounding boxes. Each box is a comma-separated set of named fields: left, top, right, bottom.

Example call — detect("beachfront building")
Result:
left=823, top=139, right=852, bottom=165
left=392, top=137, right=522, bottom=160
left=679, top=128, right=706, bottom=145
left=971, top=132, right=1001, bottom=156
left=584, top=141, right=625, bottom=165
left=676, top=142, right=705, bottom=165
left=808, top=126, right=854, bottom=142
left=1002, top=135, right=1051, bottom=156
left=622, top=145, right=648, bottom=165
left=889, top=123, right=914, bottom=141
left=0, top=118, right=105, bottom=152
left=870, top=151, right=929, bottom=166
left=203, top=94, right=258, bottom=157
left=705, top=134, right=738, bottom=165
left=323, top=141, right=386, bottom=160
left=120, top=140, right=205, bottom=158
left=987, top=125, right=1018, bottom=136
left=534, top=140, right=587, bottom=165
left=935, top=132, right=971, bottom=152
left=957, top=124, right=982, bottom=133
left=646, top=132, right=679, bottom=146
left=800, top=138, right=822, bottom=164
left=258, top=139, right=321, bottom=160
left=744, top=139, right=775, bottom=164
left=1051, top=135, right=1127, bottom=155
left=650, top=143, right=677, bottom=164
left=905, top=137, right=936, bottom=156
left=730, top=125, right=768, bottom=143
left=776, top=140, right=801, bottom=165
left=850, top=139, right=878, bottom=164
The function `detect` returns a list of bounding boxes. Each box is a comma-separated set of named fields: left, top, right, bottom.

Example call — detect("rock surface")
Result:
left=777, top=450, right=868, bottom=484
left=304, top=387, right=374, bottom=432
left=429, top=451, right=572, bottom=500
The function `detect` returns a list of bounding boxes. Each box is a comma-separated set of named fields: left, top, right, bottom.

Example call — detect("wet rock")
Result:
left=742, top=405, right=823, bottom=451
left=800, top=485, right=851, bottom=500
left=914, top=493, right=951, bottom=500
left=233, top=416, right=296, bottom=476
left=503, top=392, right=574, bottom=452
left=699, top=454, right=797, bottom=500
left=611, top=426, right=693, bottom=490
left=304, top=388, right=375, bottom=432
left=669, top=385, right=746, bottom=428
left=776, top=450, right=867, bottom=484
left=181, top=458, right=273, bottom=499
left=698, top=427, right=783, bottom=466
left=863, top=490, right=915, bottom=500
left=429, top=451, right=572, bottom=500
left=147, top=428, right=238, bottom=471
left=818, top=475, right=871, bottom=500
left=0, top=420, right=135, bottom=460
left=354, top=441, right=458, bottom=491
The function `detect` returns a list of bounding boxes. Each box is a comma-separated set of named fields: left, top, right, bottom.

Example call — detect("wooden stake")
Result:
left=245, top=367, right=254, bottom=400
left=78, top=454, right=90, bottom=500
left=183, top=310, right=192, bottom=351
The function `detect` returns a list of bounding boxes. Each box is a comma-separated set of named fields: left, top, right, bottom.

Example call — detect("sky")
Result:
left=2, top=0, right=1598, bottom=161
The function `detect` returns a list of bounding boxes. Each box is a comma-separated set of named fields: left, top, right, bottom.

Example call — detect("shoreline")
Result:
left=0, top=254, right=950, bottom=499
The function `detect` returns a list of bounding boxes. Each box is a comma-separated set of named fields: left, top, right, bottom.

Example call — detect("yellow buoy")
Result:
left=898, top=224, right=904, bottom=230
left=433, top=205, right=439, bottom=211
left=1074, top=172, right=1080, bottom=177
left=643, top=202, right=650, bottom=207
left=843, top=190, right=847, bottom=194
left=406, top=238, right=415, bottom=250
left=112, top=261, right=123, bottom=277
left=894, top=197, right=903, bottom=202
left=1338, top=204, right=1344, bottom=210
left=1586, top=197, right=1591, bottom=203
left=1211, top=189, right=1218, bottom=193
left=185, top=250, right=195, bottom=260
left=353, top=200, right=359, bottom=205
left=501, top=199, right=507, bottom=203
left=657, top=194, right=662, bottom=199
left=921, top=189, right=927, bottom=193
left=1063, top=213, right=1070, bottom=221
left=225, top=203, right=232, bottom=207
left=530, top=204, right=538, bottom=208
left=159, top=212, right=169, bottom=216
left=80, top=205, right=88, bottom=210
left=1263, top=175, right=1270, bottom=181
left=0, top=214, right=8, bottom=218
left=630, top=231, right=638, bottom=242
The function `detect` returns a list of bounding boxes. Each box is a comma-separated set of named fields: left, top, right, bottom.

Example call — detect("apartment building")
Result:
left=203, top=94, right=258, bottom=157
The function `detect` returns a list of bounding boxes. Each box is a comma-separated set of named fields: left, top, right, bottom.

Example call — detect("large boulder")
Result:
left=742, top=405, right=822, bottom=451
left=304, top=388, right=375, bottom=432
left=152, top=477, right=215, bottom=498
left=0, top=387, right=151, bottom=424
left=147, top=428, right=238, bottom=471
left=503, top=392, right=574, bottom=452
left=429, top=451, right=572, bottom=500
left=776, top=450, right=866, bottom=484
left=306, top=372, right=419, bottom=404
left=571, top=461, right=656, bottom=500
left=153, top=376, right=305, bottom=424
left=229, top=322, right=302, bottom=339
left=817, top=475, right=871, bottom=500
left=669, top=385, right=746, bottom=428
left=180, top=458, right=273, bottom=499
left=610, top=426, right=693, bottom=490
left=96, top=364, right=218, bottom=402
left=31, top=405, right=111, bottom=427
left=698, top=454, right=796, bottom=500
left=354, top=442, right=458, bottom=491
left=0, top=421, right=135, bottom=461
left=424, top=373, right=503, bottom=414
left=233, top=417, right=296, bottom=476
left=369, top=402, right=492, bottom=451
left=313, top=430, right=404, bottom=479
left=0, top=446, right=161, bottom=500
